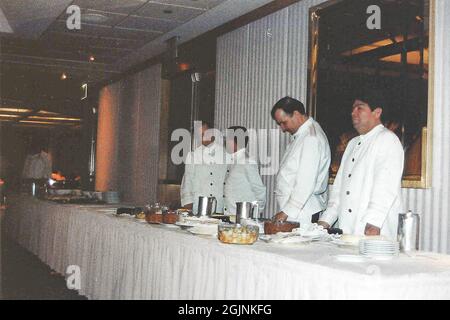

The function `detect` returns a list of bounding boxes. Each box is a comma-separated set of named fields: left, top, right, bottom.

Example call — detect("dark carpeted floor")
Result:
left=1, top=208, right=87, bottom=300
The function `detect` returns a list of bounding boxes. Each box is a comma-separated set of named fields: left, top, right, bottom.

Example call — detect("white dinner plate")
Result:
left=360, top=246, right=398, bottom=250
left=188, top=225, right=217, bottom=236
left=271, top=237, right=312, bottom=245
left=330, top=239, right=359, bottom=247
left=361, top=245, right=399, bottom=250
left=175, top=222, right=197, bottom=229
left=363, top=254, right=396, bottom=261
left=189, top=230, right=217, bottom=237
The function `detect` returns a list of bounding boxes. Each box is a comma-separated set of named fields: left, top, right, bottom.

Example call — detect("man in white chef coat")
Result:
left=180, top=121, right=228, bottom=214
left=318, top=89, right=404, bottom=239
left=222, top=126, right=266, bottom=215
left=22, top=146, right=52, bottom=180
left=272, top=97, right=331, bottom=227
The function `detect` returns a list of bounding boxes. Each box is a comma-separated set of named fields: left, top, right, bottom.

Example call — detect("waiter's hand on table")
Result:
left=183, top=203, right=193, bottom=210
left=364, top=223, right=380, bottom=236
left=273, top=211, right=288, bottom=223
left=317, top=221, right=330, bottom=229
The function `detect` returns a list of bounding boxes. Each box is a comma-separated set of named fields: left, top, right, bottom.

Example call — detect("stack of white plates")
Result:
left=359, top=239, right=399, bottom=260
left=103, top=191, right=120, bottom=204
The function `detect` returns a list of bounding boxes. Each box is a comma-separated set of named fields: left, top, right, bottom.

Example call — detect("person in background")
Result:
left=318, top=89, right=404, bottom=239
left=22, top=146, right=52, bottom=180
left=21, top=146, right=52, bottom=194
left=180, top=121, right=228, bottom=214
left=271, top=96, right=331, bottom=227
left=222, top=126, right=266, bottom=216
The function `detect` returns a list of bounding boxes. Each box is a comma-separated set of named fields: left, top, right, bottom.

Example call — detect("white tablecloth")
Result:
left=5, top=196, right=450, bottom=300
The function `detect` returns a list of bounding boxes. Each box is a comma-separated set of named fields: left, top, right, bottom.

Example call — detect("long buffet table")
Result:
left=4, top=195, right=450, bottom=300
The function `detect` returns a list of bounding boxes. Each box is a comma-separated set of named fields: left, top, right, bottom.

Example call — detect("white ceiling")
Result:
left=0, top=0, right=273, bottom=86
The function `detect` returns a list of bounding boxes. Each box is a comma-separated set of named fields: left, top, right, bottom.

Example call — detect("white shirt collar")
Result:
left=230, top=148, right=246, bottom=161
left=359, top=124, right=384, bottom=142
left=292, top=117, right=312, bottom=139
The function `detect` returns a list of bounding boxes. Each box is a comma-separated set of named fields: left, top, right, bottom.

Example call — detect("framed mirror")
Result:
left=307, top=0, right=433, bottom=188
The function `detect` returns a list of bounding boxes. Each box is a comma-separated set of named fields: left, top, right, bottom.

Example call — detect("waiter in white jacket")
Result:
left=223, top=126, right=266, bottom=215
left=22, top=147, right=52, bottom=180
left=272, top=97, right=331, bottom=227
left=180, top=121, right=228, bottom=214
left=318, top=89, right=404, bottom=239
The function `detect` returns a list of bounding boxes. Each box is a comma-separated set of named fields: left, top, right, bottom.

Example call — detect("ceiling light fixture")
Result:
left=89, top=55, right=95, bottom=62
left=0, top=108, right=33, bottom=113
left=19, top=120, right=72, bottom=125
left=61, top=73, right=67, bottom=80
left=82, top=13, right=108, bottom=23
left=28, top=116, right=81, bottom=122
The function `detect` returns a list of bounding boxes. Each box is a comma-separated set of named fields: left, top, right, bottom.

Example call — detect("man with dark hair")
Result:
left=271, top=96, right=306, bottom=120
left=222, top=126, right=266, bottom=215
left=353, top=88, right=389, bottom=122
left=227, top=126, right=250, bottom=147
left=272, top=96, right=331, bottom=227
left=180, top=121, right=228, bottom=214
left=201, top=120, right=213, bottom=129
left=318, top=91, right=404, bottom=239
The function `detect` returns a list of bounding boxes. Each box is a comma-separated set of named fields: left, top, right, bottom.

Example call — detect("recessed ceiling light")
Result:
left=82, top=13, right=108, bottom=23
left=61, top=73, right=67, bottom=80
left=89, top=55, right=95, bottom=62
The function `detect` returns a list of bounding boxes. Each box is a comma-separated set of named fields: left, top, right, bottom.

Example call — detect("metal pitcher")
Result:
left=236, top=201, right=259, bottom=224
left=398, top=211, right=420, bottom=252
left=197, top=196, right=217, bottom=217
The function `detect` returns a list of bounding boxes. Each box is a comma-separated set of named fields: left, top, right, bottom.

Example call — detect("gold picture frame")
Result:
left=307, top=0, right=434, bottom=189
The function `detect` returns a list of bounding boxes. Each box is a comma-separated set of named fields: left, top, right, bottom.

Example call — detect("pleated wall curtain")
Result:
left=96, top=64, right=162, bottom=204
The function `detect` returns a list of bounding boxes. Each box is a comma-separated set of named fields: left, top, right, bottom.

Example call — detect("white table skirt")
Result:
left=5, top=196, right=450, bottom=300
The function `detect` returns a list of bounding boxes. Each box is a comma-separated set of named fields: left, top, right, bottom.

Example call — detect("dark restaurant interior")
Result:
left=1, top=0, right=449, bottom=301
